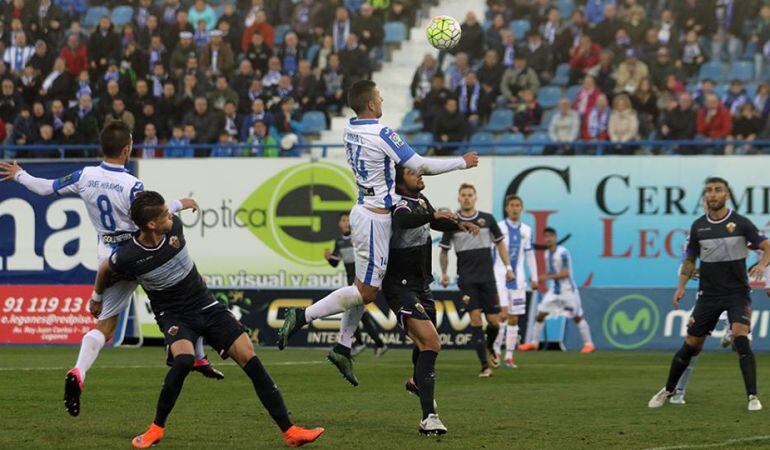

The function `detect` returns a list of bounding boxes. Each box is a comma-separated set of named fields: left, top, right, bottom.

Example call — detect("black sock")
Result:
left=412, top=346, right=420, bottom=380
left=353, top=327, right=363, bottom=346
left=361, top=312, right=385, bottom=347
left=333, top=342, right=351, bottom=357
left=154, top=354, right=194, bottom=427
left=243, top=356, right=293, bottom=432
left=415, top=351, right=438, bottom=419
left=733, top=335, right=758, bottom=396
left=296, top=308, right=307, bottom=327
left=485, top=324, right=500, bottom=354
left=471, top=326, right=488, bottom=369
left=665, top=343, right=700, bottom=392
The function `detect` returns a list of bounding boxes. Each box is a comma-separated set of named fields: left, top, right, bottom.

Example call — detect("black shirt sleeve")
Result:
left=439, top=230, right=453, bottom=249
left=488, top=214, right=504, bottom=242
left=108, top=248, right=130, bottom=276
left=392, top=198, right=432, bottom=229
left=741, top=215, right=766, bottom=248
left=424, top=196, right=459, bottom=232
left=686, top=221, right=700, bottom=259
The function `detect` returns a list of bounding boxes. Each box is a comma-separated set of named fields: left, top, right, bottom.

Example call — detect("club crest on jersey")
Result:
left=397, top=199, right=408, bottom=207
left=477, top=218, right=486, bottom=227
left=110, top=253, right=118, bottom=264
left=169, top=236, right=180, bottom=248
left=726, top=222, right=736, bottom=233
left=167, top=326, right=179, bottom=336
left=415, top=303, right=426, bottom=315
left=461, top=295, right=470, bottom=304
left=418, top=198, right=427, bottom=208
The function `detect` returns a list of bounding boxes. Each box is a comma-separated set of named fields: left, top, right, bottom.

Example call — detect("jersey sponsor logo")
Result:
left=726, top=222, right=736, bottom=233
left=169, top=236, right=180, bottom=249
left=238, top=162, right=357, bottom=266
left=602, top=294, right=660, bottom=349
left=384, top=128, right=404, bottom=148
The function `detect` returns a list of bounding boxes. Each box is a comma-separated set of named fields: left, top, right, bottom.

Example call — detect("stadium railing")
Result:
left=3, top=140, right=770, bottom=158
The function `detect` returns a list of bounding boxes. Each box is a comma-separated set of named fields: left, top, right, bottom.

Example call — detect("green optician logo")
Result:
left=602, top=294, right=660, bottom=349
left=238, top=162, right=356, bottom=266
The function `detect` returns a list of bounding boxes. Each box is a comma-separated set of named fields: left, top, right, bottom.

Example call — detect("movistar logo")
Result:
left=238, top=162, right=356, bottom=266
left=602, top=294, right=660, bottom=349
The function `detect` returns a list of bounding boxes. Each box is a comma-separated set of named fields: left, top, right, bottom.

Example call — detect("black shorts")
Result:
left=157, top=302, right=247, bottom=359
left=382, top=281, right=436, bottom=329
left=687, top=292, right=752, bottom=337
left=458, top=279, right=500, bottom=314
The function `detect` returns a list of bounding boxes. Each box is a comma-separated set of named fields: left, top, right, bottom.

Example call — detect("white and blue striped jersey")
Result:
left=494, top=219, right=535, bottom=290
left=52, top=162, right=144, bottom=237
left=343, top=118, right=416, bottom=209
left=544, top=245, right=576, bottom=294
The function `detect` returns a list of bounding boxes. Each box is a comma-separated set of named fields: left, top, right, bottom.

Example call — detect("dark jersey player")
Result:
left=648, top=177, right=770, bottom=411
left=91, top=191, right=324, bottom=448
left=325, top=212, right=388, bottom=357
left=384, top=166, right=479, bottom=435
left=439, top=183, right=514, bottom=378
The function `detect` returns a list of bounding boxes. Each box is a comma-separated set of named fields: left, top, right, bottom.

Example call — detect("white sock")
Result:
left=75, top=329, right=106, bottom=381
left=194, top=337, right=206, bottom=360
left=505, top=325, right=520, bottom=359
left=531, top=321, right=544, bottom=346
left=577, top=320, right=594, bottom=346
left=305, top=285, right=363, bottom=322
left=494, top=323, right=506, bottom=354
left=338, top=304, right=366, bottom=348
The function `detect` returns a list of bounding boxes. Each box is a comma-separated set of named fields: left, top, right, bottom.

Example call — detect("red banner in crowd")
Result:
left=0, top=285, right=96, bottom=344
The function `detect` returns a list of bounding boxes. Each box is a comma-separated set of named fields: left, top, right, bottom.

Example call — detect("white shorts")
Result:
left=495, top=270, right=508, bottom=307
left=97, top=241, right=138, bottom=320
left=507, top=289, right=527, bottom=315
left=538, top=290, right=583, bottom=319
left=349, top=204, right=391, bottom=289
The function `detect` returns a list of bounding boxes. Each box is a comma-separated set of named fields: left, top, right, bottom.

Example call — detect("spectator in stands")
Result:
left=200, top=30, right=235, bottom=79
left=4, top=32, right=34, bottom=75
left=568, top=35, right=601, bottom=86
left=320, top=53, right=345, bottom=115
left=11, top=106, right=38, bottom=147
left=242, top=10, right=274, bottom=55
left=146, top=35, right=169, bottom=75
left=455, top=12, right=485, bottom=63
left=608, top=28, right=632, bottom=64
left=19, top=65, right=41, bottom=106
left=193, top=19, right=211, bottom=48
left=680, top=30, right=706, bottom=79
left=694, top=79, right=716, bottom=106
left=419, top=74, right=451, bottom=133
left=456, top=71, right=491, bottom=130
left=33, top=124, right=60, bottom=157
left=595, top=50, right=616, bottom=95
left=247, top=119, right=278, bottom=157
left=540, top=7, right=572, bottom=62
left=294, top=60, right=322, bottom=112
left=313, top=36, right=334, bottom=71
left=140, top=123, right=161, bottom=158
left=710, top=0, right=748, bottom=62
left=584, top=93, right=611, bottom=142
left=727, top=102, right=763, bottom=155
left=631, top=77, right=657, bottom=138
left=271, top=97, right=303, bottom=141
left=48, top=100, right=66, bottom=137
left=498, top=30, right=515, bottom=68
left=185, top=96, right=224, bottom=147
left=660, top=92, right=697, bottom=153
left=485, top=14, right=506, bottom=50
left=241, top=98, right=271, bottom=141
left=67, top=93, right=98, bottom=144
left=522, top=31, right=553, bottom=84
left=500, top=54, right=540, bottom=105
left=754, top=82, right=770, bottom=121
left=623, top=6, right=648, bottom=45
left=29, top=40, right=54, bottom=76
left=169, top=32, right=196, bottom=78
left=57, top=0, right=87, bottom=23
left=511, top=88, right=542, bottom=135
left=244, top=32, right=273, bottom=77
left=165, top=125, right=193, bottom=157
left=354, top=3, right=384, bottom=58
left=445, top=52, right=469, bottom=92
left=433, top=97, right=468, bottom=155
left=262, top=56, right=283, bottom=88
left=656, top=9, right=679, bottom=48
left=752, top=5, right=770, bottom=80
left=547, top=98, right=580, bottom=154
left=723, top=80, right=749, bottom=115
left=290, top=0, right=314, bottom=41
left=104, top=98, right=135, bottom=132
left=614, top=48, right=648, bottom=94
left=59, top=121, right=84, bottom=157
left=278, top=32, right=305, bottom=76
left=388, top=0, right=414, bottom=28
left=585, top=0, right=615, bottom=26
left=696, top=93, right=732, bottom=144
left=221, top=100, right=241, bottom=139
left=134, top=103, right=157, bottom=142
left=591, top=3, right=622, bottom=47
left=89, top=16, right=120, bottom=76
left=648, top=47, right=679, bottom=90
left=339, top=34, right=370, bottom=89
left=0, top=79, right=20, bottom=123
left=332, top=7, right=352, bottom=53
left=208, top=75, right=239, bottom=112
left=411, top=54, right=441, bottom=107
left=477, top=49, right=503, bottom=98
left=608, top=94, right=639, bottom=154
left=573, top=75, right=600, bottom=137
left=188, top=0, right=217, bottom=31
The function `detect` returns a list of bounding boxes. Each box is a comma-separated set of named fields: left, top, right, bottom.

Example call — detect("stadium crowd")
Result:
left=0, top=0, right=423, bottom=157
left=410, top=0, right=770, bottom=155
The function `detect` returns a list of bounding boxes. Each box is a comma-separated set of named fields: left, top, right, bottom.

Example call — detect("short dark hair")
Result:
left=338, top=211, right=350, bottom=219
left=347, top=79, right=377, bottom=114
left=705, top=177, right=729, bottom=188
left=130, top=191, right=166, bottom=230
left=459, top=183, right=476, bottom=194
left=544, top=227, right=557, bottom=235
left=100, top=120, right=132, bottom=158
left=395, top=165, right=406, bottom=186
left=505, top=194, right=523, bottom=207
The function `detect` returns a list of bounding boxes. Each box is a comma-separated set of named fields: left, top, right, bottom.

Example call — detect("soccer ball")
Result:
left=426, top=15, right=462, bottom=50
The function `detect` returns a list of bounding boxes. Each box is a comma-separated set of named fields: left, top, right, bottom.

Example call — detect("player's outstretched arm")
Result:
left=0, top=161, right=56, bottom=195
left=168, top=197, right=199, bottom=214
left=401, top=151, right=479, bottom=175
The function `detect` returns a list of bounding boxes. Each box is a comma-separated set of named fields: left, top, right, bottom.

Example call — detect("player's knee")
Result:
left=675, top=342, right=701, bottom=364
left=95, top=319, right=117, bottom=340
left=733, top=335, right=753, bottom=357
left=172, top=353, right=195, bottom=372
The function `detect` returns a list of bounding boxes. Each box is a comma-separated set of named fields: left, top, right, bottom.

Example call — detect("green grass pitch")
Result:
left=1, top=346, right=769, bottom=449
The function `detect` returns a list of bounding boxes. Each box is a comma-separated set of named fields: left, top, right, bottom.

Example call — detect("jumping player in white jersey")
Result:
left=519, top=227, right=595, bottom=353
left=0, top=121, right=221, bottom=417
left=278, top=80, right=478, bottom=385
left=492, top=195, right=538, bottom=368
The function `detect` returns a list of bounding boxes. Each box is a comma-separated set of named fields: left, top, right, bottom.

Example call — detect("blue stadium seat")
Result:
left=714, top=83, right=729, bottom=99
left=526, top=131, right=550, bottom=155
left=537, top=86, right=563, bottom=109
left=535, top=109, right=557, bottom=131
left=213, top=5, right=225, bottom=19
left=409, top=132, right=433, bottom=155
left=300, top=111, right=326, bottom=135
left=495, top=133, right=526, bottom=155
left=727, top=61, right=754, bottom=82
left=698, top=61, right=726, bottom=82
left=551, top=63, right=570, bottom=86
left=384, top=22, right=407, bottom=45
left=509, top=19, right=531, bottom=40
left=746, top=82, right=759, bottom=98
left=566, top=85, right=581, bottom=102
left=400, top=109, right=422, bottom=133
left=484, top=109, right=513, bottom=133
left=83, top=6, right=110, bottom=29
left=111, top=6, right=134, bottom=27
left=470, top=131, right=495, bottom=155
left=274, top=24, right=292, bottom=46
left=556, top=0, right=575, bottom=17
